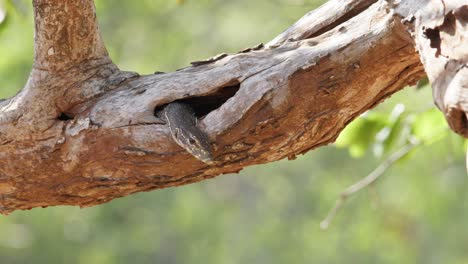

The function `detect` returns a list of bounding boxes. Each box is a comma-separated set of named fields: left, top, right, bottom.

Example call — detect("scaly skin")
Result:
left=160, top=102, right=214, bottom=164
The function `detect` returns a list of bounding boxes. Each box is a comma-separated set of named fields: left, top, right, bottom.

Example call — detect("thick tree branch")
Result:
left=396, top=1, right=468, bottom=136
left=32, top=0, right=109, bottom=72
left=0, top=0, right=127, bottom=141
left=0, top=0, right=464, bottom=214
left=267, top=0, right=376, bottom=46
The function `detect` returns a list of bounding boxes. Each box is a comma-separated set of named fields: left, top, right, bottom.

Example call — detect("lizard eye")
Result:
left=189, top=138, right=196, bottom=144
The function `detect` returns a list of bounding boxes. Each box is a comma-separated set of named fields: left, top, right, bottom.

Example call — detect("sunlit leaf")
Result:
left=373, top=104, right=410, bottom=157
left=336, top=112, right=389, bottom=158
left=0, top=1, right=6, bottom=25
left=411, top=108, right=448, bottom=144
left=7, top=0, right=28, bottom=16
left=416, top=76, right=429, bottom=90
left=0, top=3, right=8, bottom=35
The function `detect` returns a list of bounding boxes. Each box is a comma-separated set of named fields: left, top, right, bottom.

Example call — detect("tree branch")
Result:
left=267, top=0, right=376, bottom=47
left=1, top=0, right=463, bottom=214
left=398, top=1, right=468, bottom=137
left=320, top=138, right=421, bottom=230
left=32, top=0, right=109, bottom=72
left=0, top=0, right=123, bottom=140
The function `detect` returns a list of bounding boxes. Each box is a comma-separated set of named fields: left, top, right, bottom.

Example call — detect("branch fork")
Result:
left=0, top=0, right=465, bottom=214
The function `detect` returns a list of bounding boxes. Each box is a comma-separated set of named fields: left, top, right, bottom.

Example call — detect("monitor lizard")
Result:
left=157, top=102, right=214, bottom=164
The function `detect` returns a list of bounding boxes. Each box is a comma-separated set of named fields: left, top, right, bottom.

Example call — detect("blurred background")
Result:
left=0, top=0, right=467, bottom=263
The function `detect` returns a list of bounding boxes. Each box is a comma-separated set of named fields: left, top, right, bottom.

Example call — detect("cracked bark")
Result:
left=408, top=0, right=468, bottom=137
left=0, top=0, right=465, bottom=214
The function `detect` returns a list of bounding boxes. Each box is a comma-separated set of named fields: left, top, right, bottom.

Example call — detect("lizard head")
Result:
left=172, top=127, right=214, bottom=165
left=161, top=101, right=215, bottom=165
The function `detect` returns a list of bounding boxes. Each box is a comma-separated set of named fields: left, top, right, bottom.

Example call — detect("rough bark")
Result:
left=0, top=0, right=465, bottom=214
left=403, top=0, right=467, bottom=137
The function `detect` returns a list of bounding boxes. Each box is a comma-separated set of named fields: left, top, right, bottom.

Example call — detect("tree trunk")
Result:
left=0, top=0, right=466, bottom=214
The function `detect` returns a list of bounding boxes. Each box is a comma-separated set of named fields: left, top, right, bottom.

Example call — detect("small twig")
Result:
left=320, top=138, right=421, bottom=230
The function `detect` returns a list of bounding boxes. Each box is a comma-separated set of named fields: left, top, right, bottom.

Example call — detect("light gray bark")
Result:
left=0, top=0, right=465, bottom=214
left=398, top=0, right=468, bottom=137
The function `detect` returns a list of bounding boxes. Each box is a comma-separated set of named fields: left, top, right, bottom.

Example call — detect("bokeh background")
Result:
left=0, top=0, right=467, bottom=263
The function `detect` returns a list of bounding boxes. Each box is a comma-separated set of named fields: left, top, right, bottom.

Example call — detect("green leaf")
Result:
left=0, top=6, right=8, bottom=36
left=373, top=104, right=410, bottom=157
left=0, top=1, right=6, bottom=25
left=6, top=0, right=28, bottom=16
left=416, top=76, right=429, bottom=90
left=336, top=112, right=388, bottom=158
left=411, top=108, right=448, bottom=144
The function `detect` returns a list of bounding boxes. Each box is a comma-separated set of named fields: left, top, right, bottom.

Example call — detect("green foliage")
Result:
left=336, top=111, right=390, bottom=157
left=0, top=1, right=466, bottom=263
left=0, top=0, right=32, bottom=98
left=411, top=108, right=447, bottom=144
left=336, top=104, right=412, bottom=158
left=0, top=2, right=8, bottom=33
left=337, top=100, right=456, bottom=159
left=416, top=76, right=429, bottom=90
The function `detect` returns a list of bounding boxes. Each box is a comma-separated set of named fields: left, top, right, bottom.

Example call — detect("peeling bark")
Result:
left=400, top=1, right=468, bottom=137
left=0, top=0, right=465, bottom=214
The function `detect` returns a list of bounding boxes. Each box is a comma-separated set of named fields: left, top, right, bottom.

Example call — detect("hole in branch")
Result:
left=423, top=28, right=441, bottom=56
left=57, top=113, right=74, bottom=121
left=183, top=82, right=241, bottom=118
left=155, top=81, right=241, bottom=118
